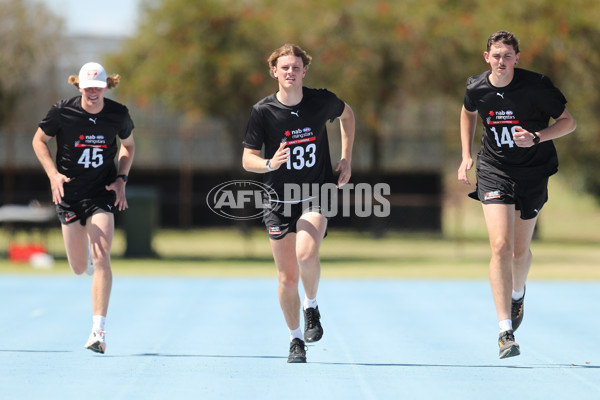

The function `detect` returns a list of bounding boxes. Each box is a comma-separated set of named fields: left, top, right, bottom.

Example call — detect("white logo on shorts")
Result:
left=484, top=190, right=501, bottom=201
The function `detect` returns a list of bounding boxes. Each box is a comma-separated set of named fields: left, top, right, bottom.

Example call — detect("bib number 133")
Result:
left=286, top=143, right=316, bottom=170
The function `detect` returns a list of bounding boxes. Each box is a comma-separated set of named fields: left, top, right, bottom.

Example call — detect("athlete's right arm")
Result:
left=32, top=127, right=70, bottom=204
left=242, top=143, right=289, bottom=173
left=458, top=106, right=478, bottom=185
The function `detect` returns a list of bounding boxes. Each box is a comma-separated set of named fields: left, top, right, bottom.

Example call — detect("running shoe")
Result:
left=287, top=338, right=306, bottom=363
left=85, top=248, right=94, bottom=276
left=85, top=329, right=106, bottom=354
left=498, top=329, right=520, bottom=359
left=511, top=286, right=525, bottom=331
left=304, top=307, right=323, bottom=343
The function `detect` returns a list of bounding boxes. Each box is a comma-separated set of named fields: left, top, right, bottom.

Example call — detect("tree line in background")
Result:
left=0, top=0, right=62, bottom=203
left=2, top=0, right=600, bottom=200
left=0, top=0, right=61, bottom=134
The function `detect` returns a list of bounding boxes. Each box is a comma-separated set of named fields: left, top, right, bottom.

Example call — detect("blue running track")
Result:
left=1, top=275, right=599, bottom=400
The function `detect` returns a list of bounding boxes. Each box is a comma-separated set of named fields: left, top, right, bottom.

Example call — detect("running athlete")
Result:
left=458, top=31, right=576, bottom=359
left=32, top=62, right=135, bottom=354
left=242, top=44, right=355, bottom=363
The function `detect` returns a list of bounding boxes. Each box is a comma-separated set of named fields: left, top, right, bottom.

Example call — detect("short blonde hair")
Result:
left=68, top=74, right=121, bottom=89
left=267, top=44, right=312, bottom=78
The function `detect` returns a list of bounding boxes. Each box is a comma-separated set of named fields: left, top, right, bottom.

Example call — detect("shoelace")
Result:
left=305, top=309, right=317, bottom=329
left=511, top=301, right=523, bottom=318
left=500, top=331, right=515, bottom=343
left=290, top=341, right=306, bottom=354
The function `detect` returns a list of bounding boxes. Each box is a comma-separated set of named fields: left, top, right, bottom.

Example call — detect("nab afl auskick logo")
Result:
left=206, top=180, right=278, bottom=220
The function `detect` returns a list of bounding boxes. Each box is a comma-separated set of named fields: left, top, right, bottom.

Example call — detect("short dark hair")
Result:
left=487, top=30, right=520, bottom=54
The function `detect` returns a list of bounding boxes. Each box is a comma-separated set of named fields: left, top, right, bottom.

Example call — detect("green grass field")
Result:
left=1, top=177, right=599, bottom=279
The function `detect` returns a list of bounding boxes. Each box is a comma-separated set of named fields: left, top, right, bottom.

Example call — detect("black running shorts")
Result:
left=469, top=167, right=549, bottom=220
left=56, top=193, right=117, bottom=226
left=262, top=198, right=327, bottom=240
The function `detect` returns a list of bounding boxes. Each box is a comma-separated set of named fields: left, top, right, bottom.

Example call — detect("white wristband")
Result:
left=266, top=159, right=274, bottom=171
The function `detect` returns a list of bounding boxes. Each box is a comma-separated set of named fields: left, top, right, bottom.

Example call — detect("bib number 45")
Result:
left=78, top=147, right=104, bottom=168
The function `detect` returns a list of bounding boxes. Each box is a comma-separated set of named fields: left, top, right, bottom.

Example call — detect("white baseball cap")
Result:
left=78, top=62, right=107, bottom=89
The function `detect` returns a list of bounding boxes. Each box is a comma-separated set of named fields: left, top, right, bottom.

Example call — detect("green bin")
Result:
left=120, top=186, right=159, bottom=257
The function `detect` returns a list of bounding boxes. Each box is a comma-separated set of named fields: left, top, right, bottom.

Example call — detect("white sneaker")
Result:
left=85, top=247, right=94, bottom=276
left=84, top=329, right=106, bottom=354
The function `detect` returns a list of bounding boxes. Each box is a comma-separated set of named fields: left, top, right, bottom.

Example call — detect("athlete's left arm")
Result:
left=106, top=134, right=135, bottom=211
left=513, top=109, right=577, bottom=147
left=335, top=103, right=355, bottom=187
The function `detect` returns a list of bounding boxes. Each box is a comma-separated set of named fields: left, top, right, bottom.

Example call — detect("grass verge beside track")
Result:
left=1, top=178, right=598, bottom=279
left=1, top=229, right=598, bottom=279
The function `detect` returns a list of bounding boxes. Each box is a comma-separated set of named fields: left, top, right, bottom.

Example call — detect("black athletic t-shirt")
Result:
left=39, top=96, right=134, bottom=201
left=464, top=68, right=567, bottom=176
left=243, top=87, right=345, bottom=198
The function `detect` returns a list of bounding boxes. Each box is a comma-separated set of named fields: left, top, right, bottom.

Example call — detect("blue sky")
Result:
left=34, top=0, right=142, bottom=37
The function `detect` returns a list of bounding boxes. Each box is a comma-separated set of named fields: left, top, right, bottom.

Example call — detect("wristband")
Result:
left=266, top=160, right=274, bottom=171
left=532, top=132, right=540, bottom=145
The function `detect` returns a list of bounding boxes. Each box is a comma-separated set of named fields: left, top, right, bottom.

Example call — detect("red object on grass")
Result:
left=8, top=244, right=47, bottom=263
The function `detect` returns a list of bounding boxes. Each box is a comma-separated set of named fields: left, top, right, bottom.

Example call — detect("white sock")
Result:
left=303, top=296, right=318, bottom=310
left=93, top=315, right=106, bottom=332
left=289, top=327, right=304, bottom=341
left=512, top=289, right=525, bottom=301
left=499, top=319, right=513, bottom=333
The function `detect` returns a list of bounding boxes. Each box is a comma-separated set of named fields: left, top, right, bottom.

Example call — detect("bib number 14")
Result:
left=78, top=147, right=104, bottom=168
left=490, top=126, right=517, bottom=148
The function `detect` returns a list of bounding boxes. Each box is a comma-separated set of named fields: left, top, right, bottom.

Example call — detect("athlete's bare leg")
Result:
left=296, top=212, right=327, bottom=300
left=271, top=234, right=301, bottom=331
left=512, top=212, right=538, bottom=293
left=86, top=211, right=114, bottom=317
left=482, top=203, right=515, bottom=322
left=63, top=211, right=114, bottom=317
left=62, top=222, right=91, bottom=275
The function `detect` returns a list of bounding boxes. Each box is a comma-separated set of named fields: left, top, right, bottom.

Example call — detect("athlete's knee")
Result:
left=69, top=263, right=87, bottom=275
left=297, top=249, right=319, bottom=269
left=93, top=262, right=112, bottom=273
left=489, top=238, right=513, bottom=260
left=278, top=269, right=299, bottom=289
left=513, top=247, right=532, bottom=263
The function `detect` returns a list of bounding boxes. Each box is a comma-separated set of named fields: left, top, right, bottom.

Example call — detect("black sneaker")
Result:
left=511, top=286, right=526, bottom=331
left=304, top=307, right=323, bottom=343
left=498, top=329, right=520, bottom=359
left=287, top=338, right=307, bottom=363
